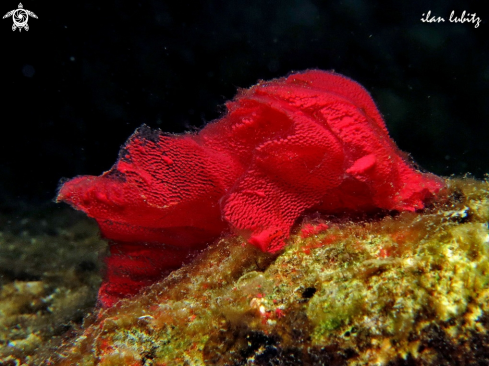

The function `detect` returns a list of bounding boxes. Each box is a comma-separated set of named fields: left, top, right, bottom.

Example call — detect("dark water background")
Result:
left=1, top=0, right=488, bottom=208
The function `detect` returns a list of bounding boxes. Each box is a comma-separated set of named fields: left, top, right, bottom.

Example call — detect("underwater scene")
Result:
left=1, top=1, right=488, bottom=365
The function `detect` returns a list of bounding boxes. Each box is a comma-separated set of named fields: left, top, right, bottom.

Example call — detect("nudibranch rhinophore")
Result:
left=57, top=70, right=444, bottom=307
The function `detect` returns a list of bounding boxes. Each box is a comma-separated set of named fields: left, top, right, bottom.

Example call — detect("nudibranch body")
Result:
left=58, top=70, right=444, bottom=306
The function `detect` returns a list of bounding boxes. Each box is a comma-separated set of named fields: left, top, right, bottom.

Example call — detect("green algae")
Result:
left=8, top=178, right=489, bottom=365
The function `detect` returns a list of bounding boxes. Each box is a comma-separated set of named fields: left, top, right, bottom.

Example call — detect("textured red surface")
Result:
left=57, top=70, right=444, bottom=307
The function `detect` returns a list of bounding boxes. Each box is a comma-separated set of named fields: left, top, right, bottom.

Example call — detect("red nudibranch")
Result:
left=57, top=70, right=444, bottom=307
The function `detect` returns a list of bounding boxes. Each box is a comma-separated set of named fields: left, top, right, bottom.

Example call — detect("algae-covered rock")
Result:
left=44, top=177, right=489, bottom=365
left=0, top=208, right=105, bottom=366
left=9, top=178, right=489, bottom=365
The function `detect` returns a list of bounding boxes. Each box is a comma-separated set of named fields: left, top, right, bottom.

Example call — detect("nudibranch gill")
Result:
left=57, top=70, right=444, bottom=307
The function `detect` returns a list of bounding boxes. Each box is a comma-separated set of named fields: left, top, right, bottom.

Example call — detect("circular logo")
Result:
left=12, top=9, right=28, bottom=28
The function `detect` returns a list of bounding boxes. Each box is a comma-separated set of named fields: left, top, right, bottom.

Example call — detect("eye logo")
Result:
left=3, top=3, right=38, bottom=32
